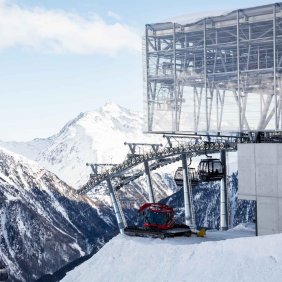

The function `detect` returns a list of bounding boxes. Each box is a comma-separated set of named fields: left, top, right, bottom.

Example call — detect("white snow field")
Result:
left=62, top=224, right=282, bottom=282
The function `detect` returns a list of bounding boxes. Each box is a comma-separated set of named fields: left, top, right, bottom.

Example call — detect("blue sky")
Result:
left=0, top=0, right=274, bottom=141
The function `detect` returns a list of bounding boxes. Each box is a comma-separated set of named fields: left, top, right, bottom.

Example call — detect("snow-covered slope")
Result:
left=0, top=102, right=163, bottom=188
left=62, top=226, right=282, bottom=282
left=0, top=147, right=117, bottom=281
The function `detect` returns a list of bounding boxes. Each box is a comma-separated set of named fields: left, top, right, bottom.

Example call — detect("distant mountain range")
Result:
left=0, top=102, right=164, bottom=189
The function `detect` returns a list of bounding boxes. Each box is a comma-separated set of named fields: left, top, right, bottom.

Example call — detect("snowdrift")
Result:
left=62, top=226, right=282, bottom=282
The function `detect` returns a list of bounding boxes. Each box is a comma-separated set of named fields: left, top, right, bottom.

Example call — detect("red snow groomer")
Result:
left=124, top=203, right=205, bottom=238
left=139, top=203, right=174, bottom=230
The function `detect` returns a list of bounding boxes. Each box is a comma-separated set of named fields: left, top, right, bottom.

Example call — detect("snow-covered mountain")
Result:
left=0, top=147, right=117, bottom=281
left=0, top=102, right=164, bottom=189
left=62, top=226, right=282, bottom=282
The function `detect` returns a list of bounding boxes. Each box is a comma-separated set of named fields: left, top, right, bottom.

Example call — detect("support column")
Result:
left=220, top=150, right=228, bottom=231
left=255, top=199, right=258, bottom=236
left=273, top=4, right=278, bottom=130
left=173, top=23, right=178, bottom=132
left=106, top=178, right=125, bottom=234
left=145, top=25, right=154, bottom=132
left=237, top=10, right=242, bottom=132
left=181, top=153, right=192, bottom=226
left=144, top=160, right=155, bottom=203
left=203, top=19, right=208, bottom=132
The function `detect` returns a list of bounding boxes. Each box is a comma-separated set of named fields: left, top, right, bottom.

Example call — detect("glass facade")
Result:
left=144, top=3, right=282, bottom=134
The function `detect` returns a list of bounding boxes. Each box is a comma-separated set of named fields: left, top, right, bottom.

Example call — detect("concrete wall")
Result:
left=238, top=143, right=282, bottom=235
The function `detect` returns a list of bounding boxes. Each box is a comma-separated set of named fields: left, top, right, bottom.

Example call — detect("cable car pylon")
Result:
left=181, top=153, right=195, bottom=228
left=87, top=163, right=127, bottom=234
left=220, top=150, right=228, bottom=230
left=106, top=178, right=126, bottom=234
left=144, top=160, right=155, bottom=203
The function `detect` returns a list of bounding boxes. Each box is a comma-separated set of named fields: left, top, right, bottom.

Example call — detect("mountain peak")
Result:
left=0, top=102, right=161, bottom=188
left=100, top=101, right=130, bottom=114
left=59, top=102, right=135, bottom=133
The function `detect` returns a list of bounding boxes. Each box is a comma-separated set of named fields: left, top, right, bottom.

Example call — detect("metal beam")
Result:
left=274, top=4, right=278, bottom=130
left=181, top=153, right=193, bottom=227
left=173, top=23, right=178, bottom=131
left=144, top=160, right=155, bottom=203
left=106, top=178, right=125, bottom=234
left=220, top=150, right=228, bottom=230
left=204, top=19, right=208, bottom=133
left=145, top=24, right=153, bottom=131
left=237, top=10, right=242, bottom=132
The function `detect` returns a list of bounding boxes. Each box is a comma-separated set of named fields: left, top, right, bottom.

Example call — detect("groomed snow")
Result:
left=62, top=224, right=282, bottom=282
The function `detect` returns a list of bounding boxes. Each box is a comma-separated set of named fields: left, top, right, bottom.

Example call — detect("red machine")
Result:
left=124, top=203, right=205, bottom=238
left=138, top=203, right=174, bottom=230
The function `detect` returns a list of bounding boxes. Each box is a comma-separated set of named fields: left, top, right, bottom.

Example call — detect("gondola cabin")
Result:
left=198, top=158, right=224, bottom=181
left=174, top=167, right=183, bottom=186
left=174, top=167, right=199, bottom=186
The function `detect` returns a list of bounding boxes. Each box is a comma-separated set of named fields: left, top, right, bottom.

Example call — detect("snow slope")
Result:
left=62, top=225, right=282, bottom=282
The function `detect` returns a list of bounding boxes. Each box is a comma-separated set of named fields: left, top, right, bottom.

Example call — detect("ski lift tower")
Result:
left=144, top=2, right=282, bottom=235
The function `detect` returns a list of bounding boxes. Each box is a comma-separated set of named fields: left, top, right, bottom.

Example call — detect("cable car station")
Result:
left=79, top=2, right=282, bottom=238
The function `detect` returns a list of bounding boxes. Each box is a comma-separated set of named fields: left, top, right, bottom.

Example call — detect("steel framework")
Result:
left=144, top=3, right=282, bottom=134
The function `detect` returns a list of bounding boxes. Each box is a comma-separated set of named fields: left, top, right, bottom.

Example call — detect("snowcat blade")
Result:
left=124, top=226, right=192, bottom=239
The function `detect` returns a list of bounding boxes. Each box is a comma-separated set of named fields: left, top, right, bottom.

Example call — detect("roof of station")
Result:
left=147, top=2, right=282, bottom=31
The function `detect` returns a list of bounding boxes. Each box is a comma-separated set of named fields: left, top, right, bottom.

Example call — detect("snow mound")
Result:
left=62, top=226, right=282, bottom=282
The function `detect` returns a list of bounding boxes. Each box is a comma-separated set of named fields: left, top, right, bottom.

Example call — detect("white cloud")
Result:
left=107, top=10, right=122, bottom=21
left=0, top=1, right=141, bottom=55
